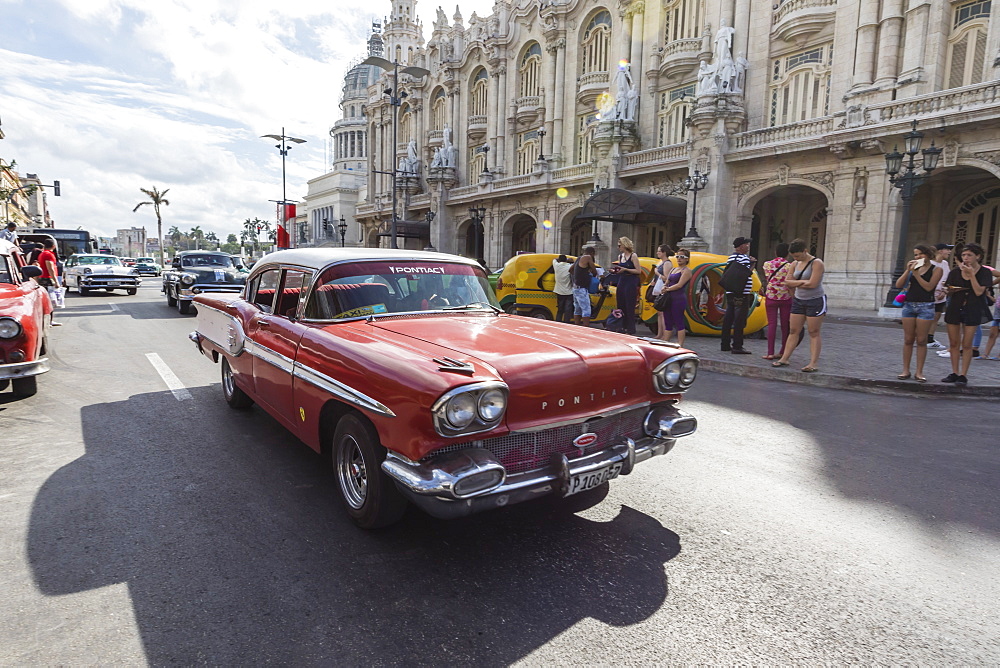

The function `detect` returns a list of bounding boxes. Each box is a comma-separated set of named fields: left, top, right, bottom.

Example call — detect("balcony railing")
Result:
left=515, top=95, right=540, bottom=110
left=448, top=185, right=478, bottom=198
left=773, top=0, right=836, bottom=24
left=661, top=38, right=702, bottom=58
left=578, top=71, right=609, bottom=88
left=872, top=80, right=1000, bottom=123
left=550, top=163, right=595, bottom=181
left=622, top=144, right=688, bottom=168
left=733, top=116, right=835, bottom=149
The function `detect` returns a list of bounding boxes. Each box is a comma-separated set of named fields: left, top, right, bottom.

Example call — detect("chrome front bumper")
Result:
left=0, top=357, right=50, bottom=381
left=382, top=406, right=697, bottom=519
left=179, top=285, right=243, bottom=301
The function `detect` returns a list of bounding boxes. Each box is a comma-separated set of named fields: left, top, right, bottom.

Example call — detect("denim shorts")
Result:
left=572, top=286, right=591, bottom=317
left=791, top=295, right=827, bottom=317
left=901, top=301, right=935, bottom=320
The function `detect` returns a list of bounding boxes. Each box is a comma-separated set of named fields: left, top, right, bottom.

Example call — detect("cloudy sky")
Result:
left=1, top=0, right=493, bottom=242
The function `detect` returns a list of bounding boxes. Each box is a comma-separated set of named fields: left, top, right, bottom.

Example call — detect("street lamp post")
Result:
left=337, top=215, right=348, bottom=247
left=424, top=210, right=436, bottom=252
left=883, top=120, right=942, bottom=307
left=537, top=128, right=547, bottom=161
left=683, top=170, right=709, bottom=238
left=261, top=128, right=305, bottom=250
left=469, top=206, right=487, bottom=268
left=586, top=184, right=602, bottom=243
left=362, top=56, right=430, bottom=249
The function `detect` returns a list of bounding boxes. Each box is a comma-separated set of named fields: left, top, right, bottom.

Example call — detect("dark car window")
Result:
left=275, top=269, right=313, bottom=319
left=182, top=254, right=237, bottom=268
left=249, top=269, right=281, bottom=314
left=0, top=256, right=15, bottom=285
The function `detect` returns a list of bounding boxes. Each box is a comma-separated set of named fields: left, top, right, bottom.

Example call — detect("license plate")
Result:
left=106, top=280, right=121, bottom=285
left=566, top=462, right=622, bottom=496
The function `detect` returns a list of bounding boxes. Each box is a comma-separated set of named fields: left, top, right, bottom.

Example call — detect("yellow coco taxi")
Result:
left=494, top=252, right=766, bottom=337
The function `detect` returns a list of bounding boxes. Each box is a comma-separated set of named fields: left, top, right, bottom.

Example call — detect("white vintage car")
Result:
left=63, top=254, right=141, bottom=295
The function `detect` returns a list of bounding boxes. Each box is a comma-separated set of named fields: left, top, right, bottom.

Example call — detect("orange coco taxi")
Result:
left=0, top=239, right=51, bottom=398
left=189, top=248, right=699, bottom=528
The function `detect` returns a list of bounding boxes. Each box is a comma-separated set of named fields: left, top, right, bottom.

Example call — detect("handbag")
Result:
left=644, top=282, right=657, bottom=302
left=654, top=289, right=673, bottom=312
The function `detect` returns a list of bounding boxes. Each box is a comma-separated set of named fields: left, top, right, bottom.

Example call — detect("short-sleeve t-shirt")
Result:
left=37, top=249, right=58, bottom=279
left=945, top=265, right=992, bottom=320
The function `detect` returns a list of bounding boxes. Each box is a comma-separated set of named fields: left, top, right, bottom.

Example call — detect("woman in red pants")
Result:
left=761, top=243, right=793, bottom=359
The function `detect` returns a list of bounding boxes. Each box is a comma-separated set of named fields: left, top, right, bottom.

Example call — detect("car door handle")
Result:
left=257, top=318, right=271, bottom=327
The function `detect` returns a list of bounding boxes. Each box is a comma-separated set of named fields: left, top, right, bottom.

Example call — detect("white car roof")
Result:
left=253, top=247, right=482, bottom=272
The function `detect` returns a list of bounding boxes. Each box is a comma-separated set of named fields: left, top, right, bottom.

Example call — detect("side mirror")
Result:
left=21, top=265, right=43, bottom=280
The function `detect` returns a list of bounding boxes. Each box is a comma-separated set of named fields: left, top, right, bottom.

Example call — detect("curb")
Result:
left=698, top=358, right=1000, bottom=399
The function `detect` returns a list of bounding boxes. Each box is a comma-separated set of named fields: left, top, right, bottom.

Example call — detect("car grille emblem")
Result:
left=573, top=432, right=598, bottom=451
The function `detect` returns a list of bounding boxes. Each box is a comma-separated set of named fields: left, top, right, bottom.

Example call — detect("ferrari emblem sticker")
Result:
left=299, top=407, right=306, bottom=422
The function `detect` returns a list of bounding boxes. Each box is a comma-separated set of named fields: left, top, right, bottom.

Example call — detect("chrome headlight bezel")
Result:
left=0, top=316, right=23, bottom=339
left=432, top=381, right=509, bottom=437
left=653, top=352, right=699, bottom=394
left=180, top=273, right=196, bottom=285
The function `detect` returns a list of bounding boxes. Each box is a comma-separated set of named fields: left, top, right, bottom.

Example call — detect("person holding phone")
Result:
left=894, top=244, right=943, bottom=381
left=941, top=242, right=992, bottom=385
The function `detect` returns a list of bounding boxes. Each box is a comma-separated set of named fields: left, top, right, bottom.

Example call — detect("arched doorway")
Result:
left=746, top=184, right=829, bottom=261
left=953, top=186, right=999, bottom=266
left=462, top=219, right=486, bottom=263
left=907, top=165, right=999, bottom=265
left=509, top=215, right=537, bottom=255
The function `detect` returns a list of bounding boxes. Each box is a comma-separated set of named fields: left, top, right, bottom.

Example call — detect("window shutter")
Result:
left=972, top=29, right=987, bottom=84
left=949, top=34, right=968, bottom=89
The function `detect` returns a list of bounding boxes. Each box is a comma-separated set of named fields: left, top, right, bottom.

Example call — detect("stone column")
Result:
left=487, top=71, right=500, bottom=170
left=875, top=0, right=904, bottom=88
left=629, top=5, right=644, bottom=78
left=543, top=41, right=557, bottom=159
left=551, top=40, right=566, bottom=162
left=853, top=0, right=880, bottom=89
left=499, top=65, right=511, bottom=175
left=733, top=0, right=751, bottom=60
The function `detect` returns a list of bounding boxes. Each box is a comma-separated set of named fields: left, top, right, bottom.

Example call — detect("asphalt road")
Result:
left=2, top=284, right=998, bottom=665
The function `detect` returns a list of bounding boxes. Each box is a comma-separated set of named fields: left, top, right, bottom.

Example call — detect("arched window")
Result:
left=519, top=43, right=542, bottom=98
left=470, top=68, right=489, bottom=117
left=581, top=10, right=612, bottom=75
left=516, top=130, right=540, bottom=175
left=407, top=46, right=414, bottom=65
left=946, top=0, right=991, bottom=89
left=431, top=88, right=448, bottom=131
left=395, top=45, right=402, bottom=63
left=664, top=0, right=702, bottom=42
left=657, top=84, right=694, bottom=146
left=469, top=144, right=488, bottom=181
left=576, top=113, right=599, bottom=164
left=769, top=44, right=832, bottom=126
left=398, top=103, right=412, bottom=148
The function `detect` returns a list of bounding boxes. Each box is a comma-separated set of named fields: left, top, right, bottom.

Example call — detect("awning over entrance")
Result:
left=376, top=220, right=430, bottom=239
left=573, top=188, right=687, bottom=224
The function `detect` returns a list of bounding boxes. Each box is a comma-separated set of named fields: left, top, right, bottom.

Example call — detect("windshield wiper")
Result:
left=442, top=302, right=501, bottom=314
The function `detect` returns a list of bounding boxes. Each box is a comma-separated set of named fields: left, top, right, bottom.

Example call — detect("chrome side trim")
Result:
left=249, top=341, right=295, bottom=374
left=292, top=362, right=396, bottom=417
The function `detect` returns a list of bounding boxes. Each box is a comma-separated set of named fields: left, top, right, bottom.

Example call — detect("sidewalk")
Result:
left=660, top=311, right=1000, bottom=398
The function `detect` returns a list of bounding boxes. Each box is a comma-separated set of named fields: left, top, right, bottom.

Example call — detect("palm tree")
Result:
left=205, top=231, right=219, bottom=250
left=133, top=187, right=170, bottom=269
left=190, top=226, right=204, bottom=250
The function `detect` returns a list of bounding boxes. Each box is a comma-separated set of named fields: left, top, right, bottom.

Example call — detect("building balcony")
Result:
left=772, top=0, right=837, bottom=43
left=515, top=95, right=542, bottom=123
left=467, top=115, right=488, bottom=139
left=620, top=144, right=689, bottom=175
left=577, top=71, right=610, bottom=105
left=658, top=38, right=703, bottom=82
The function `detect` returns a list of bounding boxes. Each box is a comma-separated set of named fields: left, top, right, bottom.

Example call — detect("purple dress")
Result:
left=662, top=270, right=688, bottom=331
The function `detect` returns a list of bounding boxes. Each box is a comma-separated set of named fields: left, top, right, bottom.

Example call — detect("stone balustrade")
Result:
left=772, top=0, right=836, bottom=25
left=622, top=144, right=688, bottom=168
left=873, top=80, right=1000, bottom=123
left=733, top=116, right=835, bottom=149
left=550, top=164, right=595, bottom=181
left=661, top=38, right=701, bottom=58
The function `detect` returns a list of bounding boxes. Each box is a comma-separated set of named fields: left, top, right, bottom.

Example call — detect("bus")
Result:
left=22, top=228, right=98, bottom=259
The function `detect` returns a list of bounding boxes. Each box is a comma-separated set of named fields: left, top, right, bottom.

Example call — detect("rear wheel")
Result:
left=332, top=413, right=407, bottom=529
left=530, top=308, right=552, bottom=320
left=12, top=376, right=37, bottom=398
left=221, top=358, right=253, bottom=409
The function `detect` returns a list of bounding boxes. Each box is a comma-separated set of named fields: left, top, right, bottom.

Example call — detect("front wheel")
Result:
left=12, top=376, right=37, bottom=397
left=79, top=284, right=89, bottom=296
left=178, top=299, right=192, bottom=315
left=221, top=358, right=253, bottom=409
left=127, top=288, right=137, bottom=295
left=332, top=413, right=407, bottom=529
left=165, top=288, right=177, bottom=307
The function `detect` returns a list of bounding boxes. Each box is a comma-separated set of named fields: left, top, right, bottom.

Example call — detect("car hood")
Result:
left=181, top=267, right=246, bottom=284
left=367, top=314, right=652, bottom=425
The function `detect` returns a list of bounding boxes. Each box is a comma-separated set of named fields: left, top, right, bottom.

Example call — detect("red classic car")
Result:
left=0, top=239, right=51, bottom=397
left=189, top=249, right=699, bottom=528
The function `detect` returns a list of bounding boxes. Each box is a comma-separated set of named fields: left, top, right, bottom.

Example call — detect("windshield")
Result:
left=78, top=256, right=122, bottom=266
left=304, top=260, right=498, bottom=320
left=136, top=257, right=155, bottom=263
left=181, top=254, right=237, bottom=268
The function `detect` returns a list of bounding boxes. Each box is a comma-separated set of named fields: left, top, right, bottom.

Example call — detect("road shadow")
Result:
left=27, top=388, right=680, bottom=664
left=691, top=373, right=1000, bottom=537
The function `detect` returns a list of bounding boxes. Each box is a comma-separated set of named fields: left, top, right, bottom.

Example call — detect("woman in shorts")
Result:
left=942, top=242, right=992, bottom=385
left=894, top=243, right=943, bottom=382
left=772, top=239, right=825, bottom=372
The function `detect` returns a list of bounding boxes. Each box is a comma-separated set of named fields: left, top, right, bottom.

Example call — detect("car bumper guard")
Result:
left=0, top=357, right=50, bottom=381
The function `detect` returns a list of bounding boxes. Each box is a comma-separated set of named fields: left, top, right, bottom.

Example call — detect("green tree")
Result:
left=205, top=231, right=219, bottom=250
left=132, top=187, right=170, bottom=269
left=190, top=226, right=204, bottom=250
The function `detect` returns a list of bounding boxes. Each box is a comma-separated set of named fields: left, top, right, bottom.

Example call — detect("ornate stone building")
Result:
left=347, top=0, right=999, bottom=310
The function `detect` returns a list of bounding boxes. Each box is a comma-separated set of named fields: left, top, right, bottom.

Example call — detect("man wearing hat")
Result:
left=928, top=243, right=953, bottom=350
left=721, top=236, right=756, bottom=353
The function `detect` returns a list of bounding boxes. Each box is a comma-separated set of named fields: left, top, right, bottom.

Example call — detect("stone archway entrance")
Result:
left=747, top=185, right=829, bottom=261
left=462, top=218, right=485, bottom=262
left=907, top=165, right=999, bottom=265
left=508, top=215, right=537, bottom=255
left=953, top=186, right=999, bottom=266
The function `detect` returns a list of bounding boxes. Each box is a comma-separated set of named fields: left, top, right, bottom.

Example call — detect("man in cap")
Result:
left=721, top=236, right=755, bottom=353
left=929, top=243, right=953, bottom=351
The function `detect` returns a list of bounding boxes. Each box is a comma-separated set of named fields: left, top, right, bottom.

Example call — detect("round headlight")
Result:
left=0, top=317, right=23, bottom=339
left=446, top=393, right=477, bottom=428
left=663, top=361, right=681, bottom=387
left=477, top=388, right=506, bottom=422
left=680, top=359, right=698, bottom=385
left=180, top=274, right=196, bottom=285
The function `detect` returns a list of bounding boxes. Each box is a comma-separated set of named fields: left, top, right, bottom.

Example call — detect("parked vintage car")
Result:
left=495, top=252, right=766, bottom=337
left=189, top=248, right=699, bottom=528
left=134, top=257, right=161, bottom=276
left=63, top=254, right=141, bottom=295
left=0, top=239, right=51, bottom=397
left=162, top=251, right=247, bottom=314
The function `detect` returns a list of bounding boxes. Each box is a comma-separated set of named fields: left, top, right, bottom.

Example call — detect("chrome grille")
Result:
left=424, top=406, right=648, bottom=474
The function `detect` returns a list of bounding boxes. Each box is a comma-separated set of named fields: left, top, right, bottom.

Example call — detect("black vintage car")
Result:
left=162, top=251, right=248, bottom=314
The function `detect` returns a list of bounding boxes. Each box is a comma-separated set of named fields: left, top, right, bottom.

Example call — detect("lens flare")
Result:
left=542, top=220, right=554, bottom=230
left=618, top=59, right=629, bottom=70
left=555, top=187, right=569, bottom=199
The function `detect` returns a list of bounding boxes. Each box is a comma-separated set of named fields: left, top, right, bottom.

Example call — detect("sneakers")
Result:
left=927, top=340, right=945, bottom=349
left=936, top=350, right=951, bottom=357
left=731, top=349, right=752, bottom=355
left=942, top=373, right=960, bottom=383
left=956, top=375, right=968, bottom=385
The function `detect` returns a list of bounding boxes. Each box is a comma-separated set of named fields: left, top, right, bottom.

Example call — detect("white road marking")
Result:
left=108, top=303, right=119, bottom=312
left=145, top=353, right=193, bottom=401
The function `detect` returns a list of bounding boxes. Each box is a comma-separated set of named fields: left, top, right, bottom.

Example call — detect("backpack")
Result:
left=719, top=258, right=752, bottom=293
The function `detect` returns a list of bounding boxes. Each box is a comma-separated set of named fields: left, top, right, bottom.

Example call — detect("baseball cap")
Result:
left=733, top=236, right=752, bottom=247
left=934, top=243, right=954, bottom=250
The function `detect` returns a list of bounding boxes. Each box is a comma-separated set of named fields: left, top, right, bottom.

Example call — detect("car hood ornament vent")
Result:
left=433, top=357, right=475, bottom=375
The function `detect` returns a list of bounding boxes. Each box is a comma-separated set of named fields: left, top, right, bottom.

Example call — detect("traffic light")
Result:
left=52, top=180, right=61, bottom=196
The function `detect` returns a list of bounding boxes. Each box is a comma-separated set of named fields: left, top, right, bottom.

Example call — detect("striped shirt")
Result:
left=727, top=252, right=754, bottom=294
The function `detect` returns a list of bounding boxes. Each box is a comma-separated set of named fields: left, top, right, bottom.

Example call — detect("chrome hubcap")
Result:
left=222, top=361, right=234, bottom=397
left=337, top=436, right=367, bottom=510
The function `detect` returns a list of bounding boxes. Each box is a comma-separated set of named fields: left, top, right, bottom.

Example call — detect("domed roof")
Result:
left=343, top=61, right=379, bottom=99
